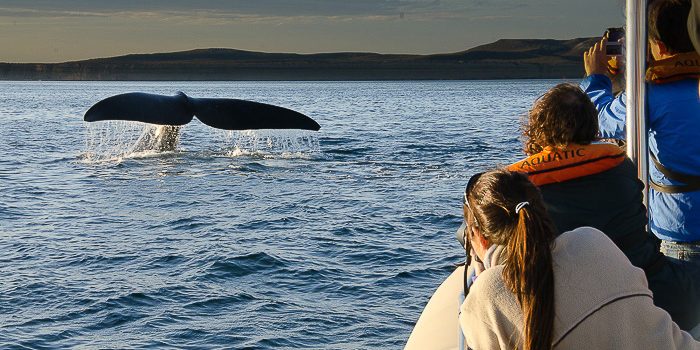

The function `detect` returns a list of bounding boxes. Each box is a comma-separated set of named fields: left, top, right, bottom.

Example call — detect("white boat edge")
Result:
left=405, top=266, right=465, bottom=350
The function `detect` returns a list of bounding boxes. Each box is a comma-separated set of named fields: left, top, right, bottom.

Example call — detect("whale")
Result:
left=84, top=91, right=321, bottom=131
left=84, top=92, right=320, bottom=152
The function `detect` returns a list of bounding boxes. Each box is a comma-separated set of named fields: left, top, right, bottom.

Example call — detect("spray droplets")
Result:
left=220, top=130, right=321, bottom=159
left=82, top=121, right=171, bottom=163
left=81, top=121, right=321, bottom=164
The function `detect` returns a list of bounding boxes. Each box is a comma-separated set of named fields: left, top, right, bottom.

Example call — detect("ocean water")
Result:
left=0, top=80, right=564, bottom=349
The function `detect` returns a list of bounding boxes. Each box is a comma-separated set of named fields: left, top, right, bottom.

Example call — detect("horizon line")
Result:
left=1, top=36, right=597, bottom=65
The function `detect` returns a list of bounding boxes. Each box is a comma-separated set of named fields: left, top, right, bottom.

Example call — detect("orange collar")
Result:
left=507, top=143, right=625, bottom=186
left=646, top=52, right=700, bottom=84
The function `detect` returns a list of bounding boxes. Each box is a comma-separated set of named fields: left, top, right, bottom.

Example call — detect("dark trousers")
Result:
left=647, top=252, right=700, bottom=331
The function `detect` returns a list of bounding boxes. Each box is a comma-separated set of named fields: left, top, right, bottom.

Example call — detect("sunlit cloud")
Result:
left=0, top=6, right=471, bottom=25
left=0, top=1, right=468, bottom=18
left=0, top=7, right=110, bottom=18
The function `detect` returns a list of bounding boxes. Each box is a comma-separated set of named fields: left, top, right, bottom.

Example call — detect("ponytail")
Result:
left=467, top=170, right=556, bottom=350
left=503, top=206, right=555, bottom=350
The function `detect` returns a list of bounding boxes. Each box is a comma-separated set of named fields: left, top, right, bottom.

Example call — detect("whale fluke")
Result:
left=188, top=97, right=320, bottom=131
left=84, top=92, right=321, bottom=131
left=84, top=92, right=194, bottom=126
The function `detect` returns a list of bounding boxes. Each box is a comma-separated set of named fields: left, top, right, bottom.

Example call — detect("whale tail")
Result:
left=84, top=92, right=321, bottom=131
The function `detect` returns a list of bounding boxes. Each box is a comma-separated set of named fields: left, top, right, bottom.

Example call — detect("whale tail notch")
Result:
left=84, top=92, right=320, bottom=131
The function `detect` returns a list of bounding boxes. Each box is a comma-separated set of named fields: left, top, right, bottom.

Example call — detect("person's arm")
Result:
left=580, top=75, right=627, bottom=139
left=462, top=318, right=502, bottom=350
left=581, top=38, right=628, bottom=140
left=460, top=299, right=507, bottom=350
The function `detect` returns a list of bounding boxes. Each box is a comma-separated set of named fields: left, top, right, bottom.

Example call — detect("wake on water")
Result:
left=81, top=121, right=321, bottom=163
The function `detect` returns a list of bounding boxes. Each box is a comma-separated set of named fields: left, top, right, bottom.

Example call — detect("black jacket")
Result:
left=539, top=158, right=700, bottom=330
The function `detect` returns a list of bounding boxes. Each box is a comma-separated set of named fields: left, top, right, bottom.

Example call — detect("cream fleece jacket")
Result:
left=460, top=227, right=700, bottom=350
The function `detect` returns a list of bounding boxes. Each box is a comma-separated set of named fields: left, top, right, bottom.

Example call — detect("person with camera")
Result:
left=459, top=169, right=699, bottom=349
left=581, top=0, right=700, bottom=266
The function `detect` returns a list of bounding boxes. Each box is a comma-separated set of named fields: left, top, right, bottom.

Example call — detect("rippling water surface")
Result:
left=0, top=80, right=564, bottom=349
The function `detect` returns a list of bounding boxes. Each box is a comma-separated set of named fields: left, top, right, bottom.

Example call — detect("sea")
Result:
left=0, top=80, right=567, bottom=349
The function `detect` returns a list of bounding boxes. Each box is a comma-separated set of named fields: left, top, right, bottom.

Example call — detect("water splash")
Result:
left=81, top=121, right=320, bottom=163
left=81, top=121, right=181, bottom=163
left=219, top=130, right=321, bottom=159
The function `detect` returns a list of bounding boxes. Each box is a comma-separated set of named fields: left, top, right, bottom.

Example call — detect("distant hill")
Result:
left=0, top=38, right=598, bottom=81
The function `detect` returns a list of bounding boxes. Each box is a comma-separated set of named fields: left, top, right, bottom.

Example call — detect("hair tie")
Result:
left=515, top=201, right=530, bottom=214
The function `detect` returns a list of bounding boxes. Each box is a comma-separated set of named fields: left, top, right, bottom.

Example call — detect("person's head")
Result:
left=523, top=83, right=599, bottom=155
left=648, top=0, right=694, bottom=58
left=463, top=169, right=556, bottom=350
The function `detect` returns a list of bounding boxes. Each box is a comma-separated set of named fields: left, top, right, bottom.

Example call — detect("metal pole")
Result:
left=626, top=0, right=649, bottom=207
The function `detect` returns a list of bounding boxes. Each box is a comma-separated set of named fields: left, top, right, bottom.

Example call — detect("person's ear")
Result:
left=649, top=39, right=670, bottom=59
left=657, top=40, right=670, bottom=56
left=472, top=226, right=489, bottom=251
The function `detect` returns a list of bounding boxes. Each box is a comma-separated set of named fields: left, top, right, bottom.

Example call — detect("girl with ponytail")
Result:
left=459, top=169, right=698, bottom=349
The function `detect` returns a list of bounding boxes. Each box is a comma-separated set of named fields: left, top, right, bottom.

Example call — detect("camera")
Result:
left=605, top=27, right=624, bottom=56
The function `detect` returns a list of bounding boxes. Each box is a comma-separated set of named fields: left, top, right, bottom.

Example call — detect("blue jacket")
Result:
left=581, top=74, right=700, bottom=242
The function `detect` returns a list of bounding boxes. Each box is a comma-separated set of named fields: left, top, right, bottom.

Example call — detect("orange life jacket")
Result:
left=646, top=52, right=700, bottom=84
left=507, top=143, right=626, bottom=186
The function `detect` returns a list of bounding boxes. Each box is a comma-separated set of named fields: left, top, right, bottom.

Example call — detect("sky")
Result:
left=0, top=0, right=626, bottom=63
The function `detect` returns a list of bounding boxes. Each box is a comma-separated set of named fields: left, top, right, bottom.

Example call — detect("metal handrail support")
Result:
left=626, top=0, right=649, bottom=208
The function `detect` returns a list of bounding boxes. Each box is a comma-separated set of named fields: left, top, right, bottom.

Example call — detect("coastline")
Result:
left=0, top=38, right=597, bottom=81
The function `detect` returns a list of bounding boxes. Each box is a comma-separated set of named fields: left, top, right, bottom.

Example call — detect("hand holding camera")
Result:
left=605, top=27, right=624, bottom=76
left=584, top=38, right=609, bottom=76
left=605, top=27, right=624, bottom=56
left=584, top=27, right=625, bottom=77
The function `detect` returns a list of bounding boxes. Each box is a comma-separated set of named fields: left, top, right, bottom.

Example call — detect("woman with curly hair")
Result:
left=505, top=83, right=700, bottom=331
